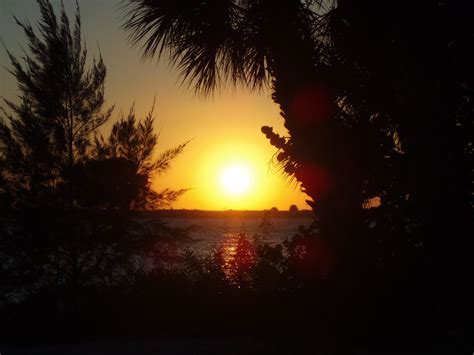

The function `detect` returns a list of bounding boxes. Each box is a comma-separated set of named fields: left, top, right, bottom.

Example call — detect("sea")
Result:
left=144, top=210, right=314, bottom=255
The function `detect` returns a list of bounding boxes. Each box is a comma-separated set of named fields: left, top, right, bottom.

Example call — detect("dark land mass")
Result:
left=134, top=209, right=314, bottom=219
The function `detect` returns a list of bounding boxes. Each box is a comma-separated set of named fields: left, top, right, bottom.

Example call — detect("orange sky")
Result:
left=0, top=0, right=310, bottom=210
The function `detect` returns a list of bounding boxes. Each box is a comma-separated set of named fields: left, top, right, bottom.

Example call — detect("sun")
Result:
left=219, top=165, right=252, bottom=196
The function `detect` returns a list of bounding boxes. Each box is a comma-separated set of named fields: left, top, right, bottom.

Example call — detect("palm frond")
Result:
left=122, top=0, right=248, bottom=94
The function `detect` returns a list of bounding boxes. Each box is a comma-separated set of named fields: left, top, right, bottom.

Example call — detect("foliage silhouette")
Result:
left=0, top=0, right=471, bottom=351
left=93, top=103, right=189, bottom=210
left=0, top=0, right=188, bottom=317
left=121, top=0, right=473, bottom=347
left=0, top=0, right=112, bottom=209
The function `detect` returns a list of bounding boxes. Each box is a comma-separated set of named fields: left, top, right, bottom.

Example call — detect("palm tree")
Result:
left=122, top=0, right=390, bottom=204
left=120, top=1, right=397, bottom=263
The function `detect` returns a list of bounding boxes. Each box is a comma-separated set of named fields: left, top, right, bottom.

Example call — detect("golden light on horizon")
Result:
left=154, top=132, right=308, bottom=211
left=219, top=165, right=252, bottom=196
left=151, top=133, right=309, bottom=210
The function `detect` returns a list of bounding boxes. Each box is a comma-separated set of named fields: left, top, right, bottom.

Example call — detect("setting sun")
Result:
left=219, top=165, right=252, bottom=196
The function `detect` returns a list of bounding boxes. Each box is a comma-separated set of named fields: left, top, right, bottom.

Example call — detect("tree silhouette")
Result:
left=92, top=103, right=188, bottom=210
left=1, top=0, right=113, bottom=209
left=330, top=0, right=474, bottom=329
left=0, top=0, right=188, bottom=310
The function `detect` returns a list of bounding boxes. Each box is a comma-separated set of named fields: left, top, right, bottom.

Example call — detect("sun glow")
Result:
left=219, top=165, right=252, bottom=196
left=158, top=135, right=309, bottom=210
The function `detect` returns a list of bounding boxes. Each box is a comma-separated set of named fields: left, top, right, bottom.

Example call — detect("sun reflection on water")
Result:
left=220, top=233, right=238, bottom=277
left=219, top=233, right=257, bottom=284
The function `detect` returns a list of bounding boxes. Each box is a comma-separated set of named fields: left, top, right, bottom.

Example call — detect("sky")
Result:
left=0, top=0, right=310, bottom=210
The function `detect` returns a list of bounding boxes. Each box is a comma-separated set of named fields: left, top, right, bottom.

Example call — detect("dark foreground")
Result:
left=3, top=334, right=473, bottom=355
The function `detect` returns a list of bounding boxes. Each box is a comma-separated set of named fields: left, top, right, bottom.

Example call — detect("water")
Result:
left=159, top=215, right=314, bottom=254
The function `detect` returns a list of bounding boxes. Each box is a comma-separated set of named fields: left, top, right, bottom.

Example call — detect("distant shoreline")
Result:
left=134, top=209, right=314, bottom=219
